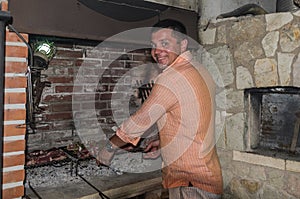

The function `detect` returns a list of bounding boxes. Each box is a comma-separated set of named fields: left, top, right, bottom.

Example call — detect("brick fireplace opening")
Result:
left=244, top=86, right=300, bottom=160
left=4, top=0, right=198, bottom=198
left=21, top=35, right=164, bottom=198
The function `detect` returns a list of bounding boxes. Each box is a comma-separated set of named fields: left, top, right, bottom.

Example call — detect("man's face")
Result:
left=151, top=28, right=187, bottom=69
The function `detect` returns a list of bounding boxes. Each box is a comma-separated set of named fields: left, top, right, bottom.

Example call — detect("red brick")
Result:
left=55, top=85, right=81, bottom=93
left=77, top=76, right=100, bottom=84
left=5, top=76, right=27, bottom=88
left=110, top=69, right=127, bottom=76
left=3, top=186, right=24, bottom=199
left=4, top=124, right=26, bottom=137
left=3, top=154, right=25, bottom=167
left=43, top=94, right=72, bottom=102
left=100, top=93, right=112, bottom=100
left=109, top=84, right=116, bottom=92
left=82, top=101, right=107, bottom=109
left=4, top=140, right=25, bottom=153
left=68, top=67, right=78, bottom=76
left=44, top=112, right=72, bottom=121
left=56, top=49, right=83, bottom=58
left=4, top=92, right=26, bottom=104
left=101, top=76, right=113, bottom=83
left=132, top=54, right=150, bottom=62
left=125, top=61, right=143, bottom=68
left=131, top=49, right=151, bottom=54
left=4, top=109, right=26, bottom=121
left=96, top=84, right=109, bottom=92
left=112, top=76, right=122, bottom=84
left=82, top=67, right=102, bottom=76
left=49, top=58, right=75, bottom=67
left=76, top=119, right=100, bottom=128
left=75, top=59, right=84, bottom=66
left=5, top=45, right=28, bottom=57
left=100, top=110, right=113, bottom=117
left=110, top=84, right=129, bottom=92
left=51, top=67, right=67, bottom=76
left=73, top=93, right=100, bottom=101
left=115, top=54, right=131, bottom=61
left=6, top=31, right=28, bottom=43
left=51, top=103, right=72, bottom=112
left=76, top=59, right=101, bottom=67
left=102, top=69, right=111, bottom=76
left=5, top=61, right=27, bottom=73
left=103, top=60, right=125, bottom=68
left=3, top=170, right=25, bottom=184
left=73, top=85, right=83, bottom=92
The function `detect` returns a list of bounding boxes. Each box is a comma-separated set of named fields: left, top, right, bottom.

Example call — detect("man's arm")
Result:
left=97, top=80, right=176, bottom=165
left=109, top=133, right=128, bottom=150
left=96, top=133, right=128, bottom=166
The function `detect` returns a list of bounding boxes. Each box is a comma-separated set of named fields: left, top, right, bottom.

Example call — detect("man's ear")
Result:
left=180, top=39, right=188, bottom=52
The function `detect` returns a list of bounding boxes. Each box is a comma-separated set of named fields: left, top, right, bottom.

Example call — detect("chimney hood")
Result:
left=77, top=0, right=169, bottom=22
left=9, top=0, right=198, bottom=42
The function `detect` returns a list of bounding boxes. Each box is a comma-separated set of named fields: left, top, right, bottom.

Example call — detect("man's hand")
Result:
left=96, top=147, right=115, bottom=166
left=143, top=139, right=161, bottom=159
left=95, top=133, right=128, bottom=166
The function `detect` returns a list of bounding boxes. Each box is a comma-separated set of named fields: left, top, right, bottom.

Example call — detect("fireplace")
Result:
left=245, top=86, right=300, bottom=160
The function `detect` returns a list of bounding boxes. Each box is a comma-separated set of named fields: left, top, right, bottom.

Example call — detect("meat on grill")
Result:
left=26, top=148, right=68, bottom=166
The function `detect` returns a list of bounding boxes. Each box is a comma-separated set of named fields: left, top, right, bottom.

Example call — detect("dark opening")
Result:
left=245, top=86, right=300, bottom=160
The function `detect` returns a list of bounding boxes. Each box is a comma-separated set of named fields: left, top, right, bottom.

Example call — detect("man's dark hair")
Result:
left=152, top=19, right=187, bottom=34
left=151, top=19, right=187, bottom=41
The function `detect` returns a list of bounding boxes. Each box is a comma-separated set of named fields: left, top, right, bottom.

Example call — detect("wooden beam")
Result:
left=103, top=177, right=162, bottom=199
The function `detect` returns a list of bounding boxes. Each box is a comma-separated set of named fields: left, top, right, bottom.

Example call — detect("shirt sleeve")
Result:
left=116, top=76, right=177, bottom=146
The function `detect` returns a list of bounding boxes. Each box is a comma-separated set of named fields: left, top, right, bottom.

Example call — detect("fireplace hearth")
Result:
left=24, top=147, right=162, bottom=198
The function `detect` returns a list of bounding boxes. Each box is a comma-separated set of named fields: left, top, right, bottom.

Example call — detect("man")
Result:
left=97, top=19, right=223, bottom=199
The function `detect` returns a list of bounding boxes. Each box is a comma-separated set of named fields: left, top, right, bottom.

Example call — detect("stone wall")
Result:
left=199, top=11, right=300, bottom=198
left=199, top=0, right=277, bottom=21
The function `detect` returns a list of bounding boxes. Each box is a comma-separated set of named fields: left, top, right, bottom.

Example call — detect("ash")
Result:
left=25, top=159, right=118, bottom=188
left=25, top=152, right=161, bottom=188
left=110, top=151, right=161, bottom=173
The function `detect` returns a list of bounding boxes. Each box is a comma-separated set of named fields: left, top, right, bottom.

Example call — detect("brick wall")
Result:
left=2, top=1, right=28, bottom=198
left=27, top=38, right=158, bottom=151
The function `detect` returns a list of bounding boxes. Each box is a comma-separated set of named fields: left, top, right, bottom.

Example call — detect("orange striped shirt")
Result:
left=116, top=51, right=223, bottom=194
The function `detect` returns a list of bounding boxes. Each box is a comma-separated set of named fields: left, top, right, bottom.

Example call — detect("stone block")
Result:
left=199, top=28, right=216, bottom=45
left=233, top=151, right=285, bottom=170
left=226, top=113, right=245, bottom=151
left=286, top=160, right=300, bottom=173
left=266, top=12, right=293, bottom=31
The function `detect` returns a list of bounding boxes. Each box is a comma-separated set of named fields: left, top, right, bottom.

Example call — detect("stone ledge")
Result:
left=286, top=160, right=300, bottom=173
left=233, top=151, right=300, bottom=173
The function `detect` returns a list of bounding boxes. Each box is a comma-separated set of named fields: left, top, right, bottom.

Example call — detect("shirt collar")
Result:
left=162, top=51, right=193, bottom=72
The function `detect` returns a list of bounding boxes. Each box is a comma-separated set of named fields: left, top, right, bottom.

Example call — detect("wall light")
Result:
left=33, top=40, right=56, bottom=69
